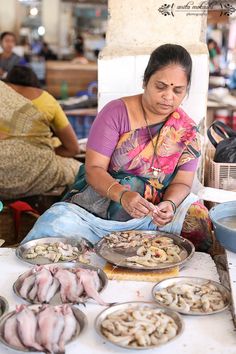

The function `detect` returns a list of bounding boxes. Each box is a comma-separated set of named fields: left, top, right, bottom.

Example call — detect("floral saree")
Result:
left=67, top=107, right=201, bottom=221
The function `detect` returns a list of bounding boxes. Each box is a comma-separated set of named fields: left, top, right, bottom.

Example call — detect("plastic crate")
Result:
left=208, top=158, right=236, bottom=190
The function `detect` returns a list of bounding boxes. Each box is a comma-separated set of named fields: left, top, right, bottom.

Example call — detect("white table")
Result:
left=0, top=249, right=235, bottom=354
left=226, top=250, right=236, bottom=327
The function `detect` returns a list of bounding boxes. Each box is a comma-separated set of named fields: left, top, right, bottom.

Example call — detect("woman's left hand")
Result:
left=151, top=201, right=175, bottom=227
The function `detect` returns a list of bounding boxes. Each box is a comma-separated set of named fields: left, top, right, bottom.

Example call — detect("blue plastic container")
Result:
left=209, top=201, right=236, bottom=253
left=0, top=201, right=2, bottom=212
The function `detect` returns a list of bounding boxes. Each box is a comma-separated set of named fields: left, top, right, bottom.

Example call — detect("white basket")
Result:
left=208, top=158, right=236, bottom=190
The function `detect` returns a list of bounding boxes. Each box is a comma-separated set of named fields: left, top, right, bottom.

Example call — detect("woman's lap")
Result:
left=23, top=199, right=212, bottom=253
left=0, top=140, right=81, bottom=198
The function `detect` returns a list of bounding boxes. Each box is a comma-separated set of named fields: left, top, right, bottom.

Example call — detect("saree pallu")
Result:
left=0, top=81, right=80, bottom=199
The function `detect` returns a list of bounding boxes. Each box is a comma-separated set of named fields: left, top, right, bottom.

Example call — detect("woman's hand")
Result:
left=120, top=191, right=155, bottom=219
left=151, top=201, right=175, bottom=226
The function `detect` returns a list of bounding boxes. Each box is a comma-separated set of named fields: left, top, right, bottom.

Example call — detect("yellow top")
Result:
left=32, top=91, right=69, bottom=131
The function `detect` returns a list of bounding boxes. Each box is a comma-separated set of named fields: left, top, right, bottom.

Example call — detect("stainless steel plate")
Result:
left=95, top=301, right=184, bottom=350
left=0, top=297, right=8, bottom=318
left=13, top=262, right=108, bottom=305
left=0, top=304, right=87, bottom=352
left=16, top=237, right=93, bottom=265
left=152, top=276, right=231, bottom=315
left=95, top=230, right=194, bottom=270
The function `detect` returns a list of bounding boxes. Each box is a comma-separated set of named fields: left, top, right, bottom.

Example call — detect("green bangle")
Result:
left=163, top=199, right=177, bottom=214
left=119, top=190, right=130, bottom=205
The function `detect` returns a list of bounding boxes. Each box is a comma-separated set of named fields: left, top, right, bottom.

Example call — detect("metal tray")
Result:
left=13, top=262, right=108, bottom=305
left=0, top=304, right=87, bottom=352
left=95, top=301, right=184, bottom=350
left=0, top=297, right=8, bottom=318
left=16, top=237, right=93, bottom=265
left=152, top=276, right=231, bottom=315
left=95, top=230, right=194, bottom=270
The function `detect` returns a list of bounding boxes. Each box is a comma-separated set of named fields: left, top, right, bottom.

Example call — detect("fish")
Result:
left=18, top=274, right=36, bottom=299
left=54, top=268, right=80, bottom=303
left=58, top=305, right=77, bottom=352
left=3, top=313, right=26, bottom=350
left=16, top=306, right=43, bottom=351
left=76, top=269, right=107, bottom=306
left=45, top=277, right=60, bottom=303
left=37, top=305, right=64, bottom=353
left=35, top=267, right=53, bottom=303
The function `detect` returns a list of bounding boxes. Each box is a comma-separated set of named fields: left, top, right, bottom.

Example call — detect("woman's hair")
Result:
left=0, top=31, right=16, bottom=42
left=5, top=65, right=41, bottom=88
left=143, top=44, right=192, bottom=87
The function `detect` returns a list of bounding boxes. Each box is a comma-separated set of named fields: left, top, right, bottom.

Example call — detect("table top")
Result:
left=64, top=108, right=97, bottom=116
left=226, top=250, right=236, bottom=326
left=0, top=249, right=235, bottom=354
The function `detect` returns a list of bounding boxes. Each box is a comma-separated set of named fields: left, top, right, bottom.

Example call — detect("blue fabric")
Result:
left=22, top=193, right=199, bottom=245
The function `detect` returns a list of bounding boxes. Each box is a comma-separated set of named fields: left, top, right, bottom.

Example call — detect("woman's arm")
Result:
left=85, top=148, right=155, bottom=218
left=152, top=170, right=195, bottom=226
left=54, top=124, right=80, bottom=157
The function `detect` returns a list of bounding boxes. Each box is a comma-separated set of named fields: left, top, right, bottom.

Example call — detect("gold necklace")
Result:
left=142, top=106, right=162, bottom=178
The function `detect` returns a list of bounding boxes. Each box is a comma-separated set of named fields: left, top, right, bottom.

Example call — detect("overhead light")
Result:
left=30, top=7, right=38, bottom=16
left=38, top=26, right=45, bottom=36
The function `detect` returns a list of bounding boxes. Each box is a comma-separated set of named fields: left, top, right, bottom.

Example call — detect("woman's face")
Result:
left=1, top=34, right=16, bottom=53
left=143, top=64, right=188, bottom=117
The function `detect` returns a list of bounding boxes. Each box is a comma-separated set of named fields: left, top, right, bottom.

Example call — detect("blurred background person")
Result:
left=0, top=32, right=22, bottom=78
left=71, top=35, right=88, bottom=64
left=39, top=42, right=58, bottom=61
left=0, top=65, right=80, bottom=199
left=207, top=38, right=221, bottom=74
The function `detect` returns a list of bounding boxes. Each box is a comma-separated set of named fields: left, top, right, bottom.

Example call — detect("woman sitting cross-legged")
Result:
left=23, top=44, right=212, bottom=253
left=0, top=65, right=81, bottom=199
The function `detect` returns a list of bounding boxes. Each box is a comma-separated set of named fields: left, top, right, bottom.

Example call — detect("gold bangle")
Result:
left=106, top=181, right=119, bottom=198
left=119, top=189, right=130, bottom=205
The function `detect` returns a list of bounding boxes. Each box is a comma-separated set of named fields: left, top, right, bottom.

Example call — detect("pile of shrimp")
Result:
left=101, top=306, right=179, bottom=347
left=105, top=233, right=182, bottom=267
left=105, top=231, right=146, bottom=249
left=24, top=242, right=80, bottom=262
left=154, top=281, right=226, bottom=313
left=126, top=236, right=182, bottom=267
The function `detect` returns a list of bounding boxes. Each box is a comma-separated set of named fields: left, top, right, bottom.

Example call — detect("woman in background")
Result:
left=71, top=35, right=88, bottom=64
left=0, top=32, right=21, bottom=78
left=0, top=65, right=80, bottom=199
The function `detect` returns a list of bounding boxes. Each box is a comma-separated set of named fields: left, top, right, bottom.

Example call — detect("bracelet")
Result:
left=163, top=199, right=177, bottom=214
left=106, top=181, right=119, bottom=198
left=119, top=189, right=130, bottom=205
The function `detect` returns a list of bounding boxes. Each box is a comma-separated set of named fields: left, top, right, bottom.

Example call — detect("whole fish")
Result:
left=58, top=305, right=77, bottom=352
left=3, top=313, right=25, bottom=350
left=37, top=305, right=64, bottom=353
left=54, top=268, right=80, bottom=303
left=35, top=267, right=53, bottom=303
left=16, top=306, right=43, bottom=351
left=76, top=269, right=107, bottom=305
left=18, top=274, right=36, bottom=299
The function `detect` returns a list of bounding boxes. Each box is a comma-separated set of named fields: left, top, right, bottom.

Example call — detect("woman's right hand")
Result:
left=120, top=191, right=155, bottom=219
